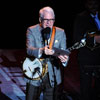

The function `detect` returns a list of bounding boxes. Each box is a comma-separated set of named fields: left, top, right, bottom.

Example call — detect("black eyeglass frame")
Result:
left=41, top=18, right=55, bottom=22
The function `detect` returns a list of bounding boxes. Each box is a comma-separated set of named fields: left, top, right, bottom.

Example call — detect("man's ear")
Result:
left=39, top=17, right=41, bottom=23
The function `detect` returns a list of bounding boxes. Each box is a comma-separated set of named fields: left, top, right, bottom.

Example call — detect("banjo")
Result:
left=23, top=58, right=48, bottom=80
left=23, top=26, right=56, bottom=80
left=22, top=38, right=86, bottom=80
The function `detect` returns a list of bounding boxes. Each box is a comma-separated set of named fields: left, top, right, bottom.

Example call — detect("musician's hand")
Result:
left=44, top=45, right=54, bottom=55
left=58, top=55, right=69, bottom=63
left=94, top=35, right=100, bottom=43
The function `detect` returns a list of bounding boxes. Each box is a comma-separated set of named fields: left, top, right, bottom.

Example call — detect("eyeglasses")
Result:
left=42, top=19, right=55, bottom=23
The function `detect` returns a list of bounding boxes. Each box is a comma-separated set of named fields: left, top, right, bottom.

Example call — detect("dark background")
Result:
left=0, top=0, right=85, bottom=49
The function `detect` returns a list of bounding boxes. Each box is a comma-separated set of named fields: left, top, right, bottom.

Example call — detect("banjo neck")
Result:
left=67, top=38, right=86, bottom=52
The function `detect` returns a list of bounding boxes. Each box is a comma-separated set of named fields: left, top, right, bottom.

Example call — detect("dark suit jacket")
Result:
left=73, top=11, right=100, bottom=65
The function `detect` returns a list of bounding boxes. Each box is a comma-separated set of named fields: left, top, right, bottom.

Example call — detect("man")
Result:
left=73, top=0, right=100, bottom=100
left=25, top=6, right=69, bottom=100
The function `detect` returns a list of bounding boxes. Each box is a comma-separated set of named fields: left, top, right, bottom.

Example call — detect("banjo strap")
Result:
left=49, top=26, right=56, bottom=49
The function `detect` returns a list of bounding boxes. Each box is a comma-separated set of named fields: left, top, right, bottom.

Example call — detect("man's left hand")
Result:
left=58, top=55, right=69, bottom=63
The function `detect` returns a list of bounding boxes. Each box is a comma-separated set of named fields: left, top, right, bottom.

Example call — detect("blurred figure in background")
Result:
left=73, top=0, right=100, bottom=100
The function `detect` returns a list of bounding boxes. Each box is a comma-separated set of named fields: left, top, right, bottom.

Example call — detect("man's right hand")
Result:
left=94, top=35, right=100, bottom=43
left=44, top=45, right=54, bottom=55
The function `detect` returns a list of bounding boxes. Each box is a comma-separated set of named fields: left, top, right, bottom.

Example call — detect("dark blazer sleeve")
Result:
left=73, top=15, right=85, bottom=43
left=73, top=12, right=97, bottom=47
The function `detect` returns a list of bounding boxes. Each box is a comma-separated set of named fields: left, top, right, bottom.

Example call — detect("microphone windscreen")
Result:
left=42, top=27, right=51, bottom=40
left=42, top=27, right=51, bottom=34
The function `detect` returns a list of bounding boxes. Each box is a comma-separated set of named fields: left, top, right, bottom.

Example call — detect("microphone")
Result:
left=41, top=27, right=51, bottom=45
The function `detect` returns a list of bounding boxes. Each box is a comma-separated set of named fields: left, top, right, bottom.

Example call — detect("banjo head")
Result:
left=23, top=58, right=48, bottom=80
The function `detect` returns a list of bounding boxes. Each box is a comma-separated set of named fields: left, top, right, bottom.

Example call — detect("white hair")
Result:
left=39, top=6, right=55, bottom=20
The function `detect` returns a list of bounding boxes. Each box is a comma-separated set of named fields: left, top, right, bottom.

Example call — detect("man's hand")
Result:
left=58, top=55, right=69, bottom=63
left=94, top=35, right=100, bottom=43
left=44, top=46, right=54, bottom=55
